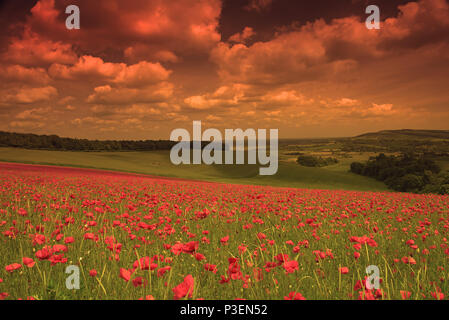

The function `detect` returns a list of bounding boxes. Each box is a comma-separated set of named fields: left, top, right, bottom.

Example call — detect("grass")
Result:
left=0, top=147, right=388, bottom=192
left=0, top=165, right=447, bottom=300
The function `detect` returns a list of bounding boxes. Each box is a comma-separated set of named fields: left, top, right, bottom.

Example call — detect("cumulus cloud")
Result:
left=9, top=120, right=45, bottom=129
left=15, top=107, right=51, bottom=120
left=87, top=82, right=173, bottom=105
left=244, top=0, right=273, bottom=12
left=2, top=86, right=57, bottom=104
left=260, top=90, right=314, bottom=107
left=112, top=61, right=172, bottom=87
left=124, top=46, right=180, bottom=64
left=23, top=0, right=222, bottom=57
left=49, top=56, right=124, bottom=80
left=368, top=103, right=395, bottom=115
left=212, top=0, right=449, bottom=85
left=321, top=98, right=360, bottom=108
left=0, top=65, right=50, bottom=84
left=211, top=36, right=340, bottom=85
left=49, top=56, right=172, bottom=87
left=229, top=27, right=256, bottom=43
left=184, top=84, right=249, bottom=110
left=2, top=28, right=77, bottom=67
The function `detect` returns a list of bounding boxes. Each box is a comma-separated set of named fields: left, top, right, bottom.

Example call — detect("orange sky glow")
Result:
left=0, top=0, right=448, bottom=139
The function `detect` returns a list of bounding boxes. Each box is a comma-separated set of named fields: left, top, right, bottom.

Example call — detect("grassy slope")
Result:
left=0, top=147, right=387, bottom=192
left=355, top=129, right=449, bottom=140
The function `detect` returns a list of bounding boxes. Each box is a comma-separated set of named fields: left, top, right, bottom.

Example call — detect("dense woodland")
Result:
left=350, top=153, right=449, bottom=194
left=296, top=154, right=339, bottom=167
left=0, top=131, right=176, bottom=151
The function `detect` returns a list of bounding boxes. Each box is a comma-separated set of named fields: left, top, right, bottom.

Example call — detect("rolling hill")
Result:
left=355, top=129, right=449, bottom=140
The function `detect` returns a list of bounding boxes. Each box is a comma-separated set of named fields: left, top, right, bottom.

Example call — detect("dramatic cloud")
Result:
left=229, top=27, right=256, bottom=43
left=23, top=0, right=222, bottom=57
left=212, top=0, right=449, bottom=85
left=87, top=82, right=173, bottom=105
left=2, top=29, right=77, bottom=66
left=0, top=0, right=448, bottom=139
left=244, top=0, right=274, bottom=12
left=0, top=65, right=50, bottom=84
left=2, top=86, right=57, bottom=104
left=15, top=107, right=51, bottom=120
left=184, top=84, right=249, bottom=110
left=49, top=56, right=171, bottom=86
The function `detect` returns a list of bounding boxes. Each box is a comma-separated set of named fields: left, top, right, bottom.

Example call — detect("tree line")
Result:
left=0, top=131, right=177, bottom=151
left=296, top=154, right=338, bottom=167
left=350, top=153, right=449, bottom=194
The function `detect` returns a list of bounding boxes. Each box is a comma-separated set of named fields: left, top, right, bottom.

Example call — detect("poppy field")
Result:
left=1, top=162, right=449, bottom=300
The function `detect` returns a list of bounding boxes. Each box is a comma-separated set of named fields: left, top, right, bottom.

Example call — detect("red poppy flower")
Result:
left=284, top=291, right=306, bottom=300
left=431, top=291, right=445, bottom=300
left=133, top=257, right=151, bottom=270
left=339, top=267, right=349, bottom=274
left=157, top=266, right=171, bottom=277
left=5, top=263, right=22, bottom=273
left=220, top=236, right=229, bottom=245
left=358, top=290, right=376, bottom=300
left=132, top=277, right=146, bottom=287
left=400, top=291, right=411, bottom=300
left=64, top=237, right=75, bottom=244
left=170, top=243, right=183, bottom=255
left=119, top=268, right=131, bottom=282
left=182, top=241, right=199, bottom=254
left=257, top=233, right=266, bottom=240
left=194, top=253, right=205, bottom=261
left=49, top=253, right=68, bottom=266
left=22, top=257, right=35, bottom=268
left=253, top=268, right=263, bottom=282
left=228, top=258, right=242, bottom=280
left=283, top=260, right=299, bottom=274
left=53, top=244, right=68, bottom=253
left=219, top=275, right=230, bottom=284
left=204, top=263, right=217, bottom=273
left=89, top=269, right=97, bottom=277
left=173, top=275, right=194, bottom=300
left=84, top=233, right=95, bottom=240
left=31, top=234, right=46, bottom=245
left=139, top=295, right=155, bottom=300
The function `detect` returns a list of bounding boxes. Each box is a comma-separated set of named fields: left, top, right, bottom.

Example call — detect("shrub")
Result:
left=350, top=162, right=365, bottom=174
left=297, top=155, right=338, bottom=167
left=350, top=153, right=446, bottom=194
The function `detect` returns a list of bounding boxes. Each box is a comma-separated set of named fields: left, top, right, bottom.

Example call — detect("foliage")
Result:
left=0, top=131, right=176, bottom=151
left=297, top=154, right=338, bottom=167
left=350, top=153, right=447, bottom=194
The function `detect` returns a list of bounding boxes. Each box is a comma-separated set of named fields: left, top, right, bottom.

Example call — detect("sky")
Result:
left=0, top=0, right=448, bottom=140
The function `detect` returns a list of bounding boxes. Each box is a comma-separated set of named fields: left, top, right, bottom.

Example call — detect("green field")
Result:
left=0, top=147, right=388, bottom=192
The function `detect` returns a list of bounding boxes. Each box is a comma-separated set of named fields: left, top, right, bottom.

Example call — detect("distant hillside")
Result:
left=338, top=129, right=449, bottom=155
left=1, top=129, right=449, bottom=152
left=355, top=129, right=449, bottom=140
